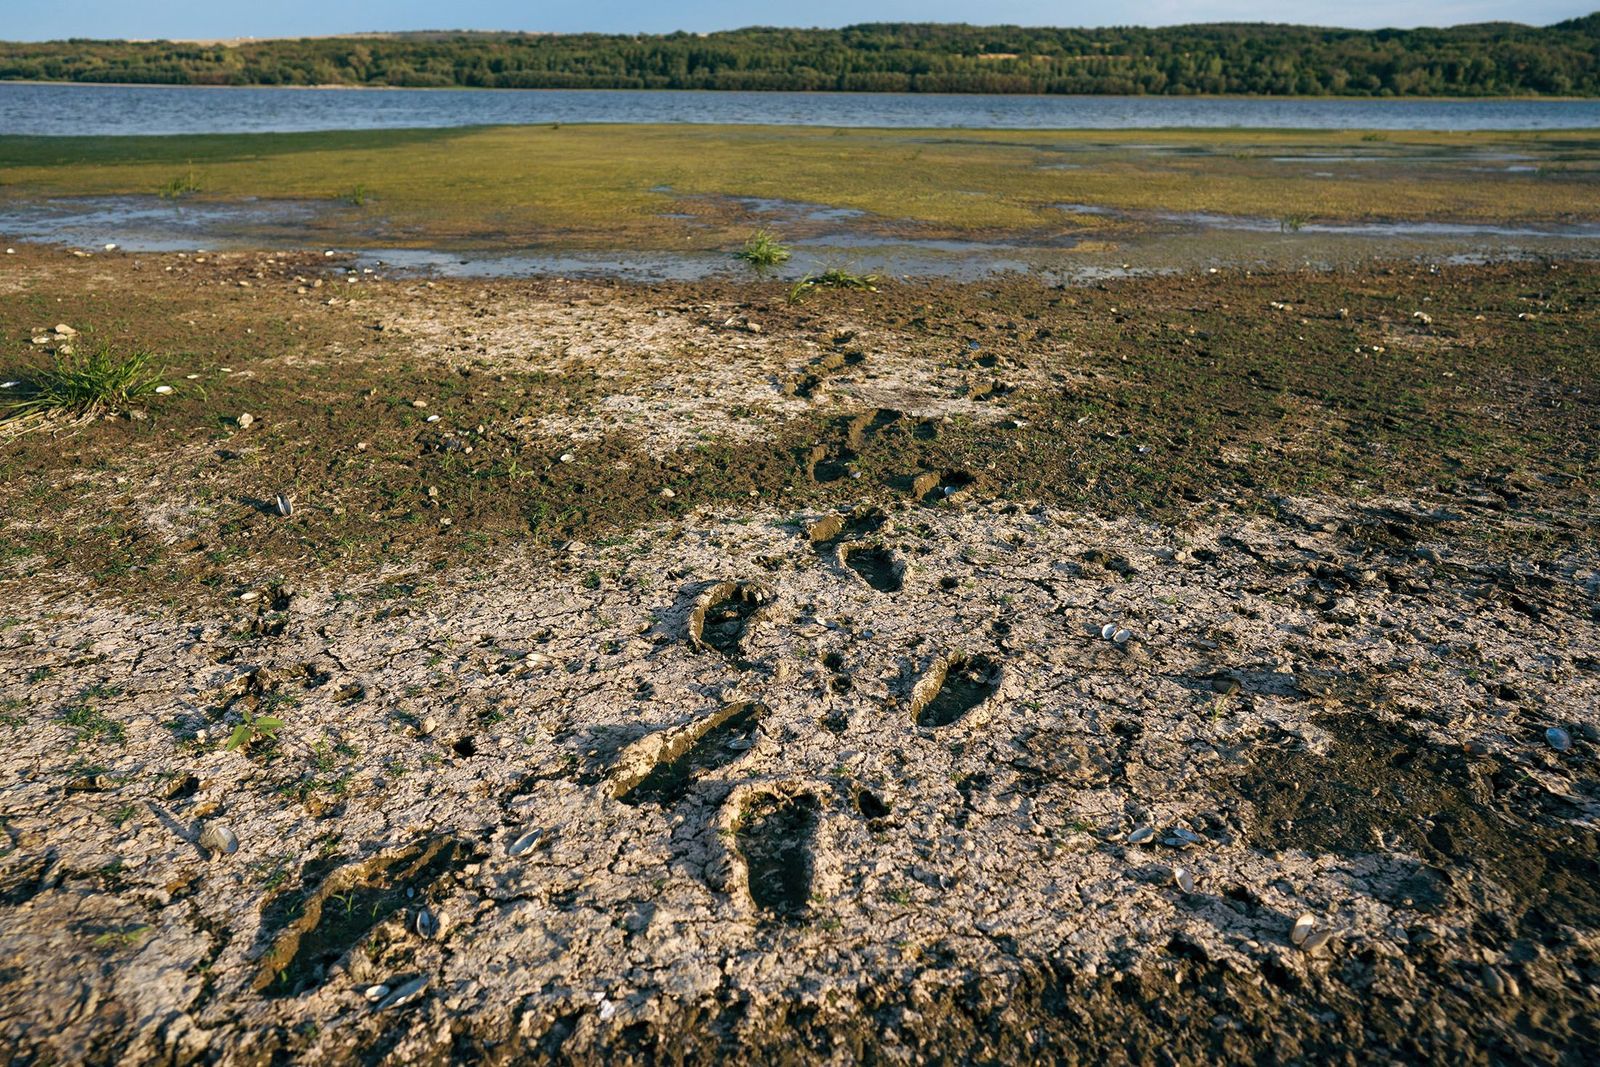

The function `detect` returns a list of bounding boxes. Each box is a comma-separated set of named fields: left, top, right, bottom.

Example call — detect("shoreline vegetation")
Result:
left=2, top=18, right=1598, bottom=97
left=4, top=79, right=1598, bottom=104
left=3, top=125, right=1596, bottom=248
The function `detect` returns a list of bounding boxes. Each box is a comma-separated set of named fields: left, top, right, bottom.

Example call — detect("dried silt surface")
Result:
left=1, top=490, right=1598, bottom=1064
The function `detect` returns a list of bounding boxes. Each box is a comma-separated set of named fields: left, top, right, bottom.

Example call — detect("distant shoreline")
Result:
left=0, top=80, right=1592, bottom=103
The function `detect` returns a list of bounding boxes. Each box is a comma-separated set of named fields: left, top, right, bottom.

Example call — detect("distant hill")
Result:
left=3, top=20, right=1597, bottom=96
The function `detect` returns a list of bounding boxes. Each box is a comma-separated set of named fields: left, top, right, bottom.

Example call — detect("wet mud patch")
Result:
left=912, top=653, right=1001, bottom=728
left=253, top=837, right=477, bottom=997
left=736, top=792, right=819, bottom=918
left=687, top=581, right=773, bottom=658
left=843, top=544, right=905, bottom=593
left=1230, top=714, right=1600, bottom=936
left=615, top=702, right=767, bottom=807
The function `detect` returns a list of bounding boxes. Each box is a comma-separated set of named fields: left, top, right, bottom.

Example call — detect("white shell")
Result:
left=274, top=494, right=293, bottom=517
left=154, top=385, right=173, bottom=394
left=507, top=830, right=542, bottom=856
left=198, top=822, right=238, bottom=857
left=1290, top=912, right=1315, bottom=945
left=376, top=975, right=428, bottom=1010
left=1127, top=826, right=1155, bottom=844
left=1546, top=727, right=1572, bottom=752
left=1112, top=628, right=1132, bottom=644
left=1173, top=866, right=1195, bottom=894
left=363, top=984, right=390, bottom=1002
left=415, top=907, right=442, bottom=939
left=1100, top=623, right=1117, bottom=640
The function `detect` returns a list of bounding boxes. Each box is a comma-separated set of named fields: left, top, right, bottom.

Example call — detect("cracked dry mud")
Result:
left=3, top=492, right=1599, bottom=1064
left=1, top=250, right=1598, bottom=1063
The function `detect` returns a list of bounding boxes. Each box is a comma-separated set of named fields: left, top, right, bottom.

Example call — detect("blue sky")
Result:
left=3, top=1, right=1593, bottom=41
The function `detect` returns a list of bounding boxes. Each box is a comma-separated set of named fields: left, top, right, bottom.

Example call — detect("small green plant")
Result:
left=62, top=703, right=125, bottom=747
left=347, top=183, right=370, bottom=206
left=735, top=229, right=791, bottom=268
left=158, top=166, right=200, bottom=199
left=3, top=346, right=164, bottom=429
left=92, top=924, right=152, bottom=948
left=786, top=268, right=880, bottom=303
left=1279, top=214, right=1307, bottom=233
left=227, top=710, right=287, bottom=752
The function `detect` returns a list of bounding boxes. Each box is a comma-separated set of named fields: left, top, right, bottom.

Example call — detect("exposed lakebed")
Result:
left=3, top=193, right=1597, bottom=281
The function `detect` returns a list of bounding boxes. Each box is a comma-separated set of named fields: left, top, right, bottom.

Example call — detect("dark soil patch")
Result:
left=1230, top=713, right=1600, bottom=938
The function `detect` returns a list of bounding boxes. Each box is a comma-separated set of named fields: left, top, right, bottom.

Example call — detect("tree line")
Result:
left=2, top=19, right=1597, bottom=96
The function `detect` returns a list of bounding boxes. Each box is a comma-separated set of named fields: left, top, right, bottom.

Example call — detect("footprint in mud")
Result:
left=966, top=379, right=1013, bottom=401
left=807, top=442, right=854, bottom=484
left=736, top=792, right=819, bottom=918
left=807, top=507, right=886, bottom=547
left=615, top=703, right=768, bottom=807
left=804, top=408, right=906, bottom=485
left=806, top=508, right=903, bottom=593
left=785, top=351, right=866, bottom=400
left=911, top=469, right=976, bottom=505
left=912, top=653, right=1001, bottom=728
left=687, top=581, right=773, bottom=659
left=253, top=837, right=476, bottom=997
left=843, top=544, right=905, bottom=593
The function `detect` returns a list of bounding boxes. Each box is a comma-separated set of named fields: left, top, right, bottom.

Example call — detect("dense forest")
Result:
left=2, top=19, right=1598, bottom=96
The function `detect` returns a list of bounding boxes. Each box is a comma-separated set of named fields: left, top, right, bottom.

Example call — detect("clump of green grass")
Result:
left=2, top=346, right=164, bottom=431
left=1279, top=214, right=1308, bottom=233
left=735, top=229, right=791, bottom=268
left=157, top=166, right=201, bottom=199
left=786, top=267, right=880, bottom=303
left=346, top=183, right=371, bottom=206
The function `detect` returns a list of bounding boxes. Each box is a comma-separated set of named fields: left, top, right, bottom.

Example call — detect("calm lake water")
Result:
left=4, top=82, right=1599, bottom=135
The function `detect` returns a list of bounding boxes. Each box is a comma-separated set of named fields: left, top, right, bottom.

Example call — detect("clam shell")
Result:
left=1546, top=727, right=1572, bottom=752
left=415, top=908, right=439, bottom=939
left=375, top=975, right=428, bottom=1010
left=507, top=830, right=542, bottom=857
left=1173, top=866, right=1195, bottom=894
left=198, top=822, right=238, bottom=858
left=362, top=984, right=391, bottom=1003
left=1127, top=826, right=1155, bottom=844
left=1290, top=912, right=1315, bottom=946
left=274, top=494, right=293, bottom=517
left=1112, top=628, right=1132, bottom=644
left=1100, top=623, right=1117, bottom=640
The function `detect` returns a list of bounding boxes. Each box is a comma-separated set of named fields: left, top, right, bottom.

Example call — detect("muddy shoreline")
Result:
left=1, top=248, right=1597, bottom=1064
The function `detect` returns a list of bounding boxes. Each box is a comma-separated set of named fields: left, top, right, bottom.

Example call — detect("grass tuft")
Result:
left=735, top=229, right=791, bottom=268
left=786, top=267, right=880, bottom=303
left=3, top=346, right=164, bottom=430
left=157, top=166, right=201, bottom=199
